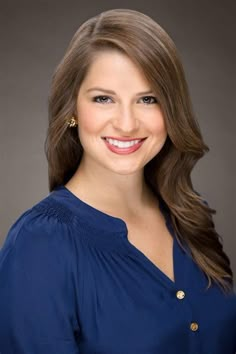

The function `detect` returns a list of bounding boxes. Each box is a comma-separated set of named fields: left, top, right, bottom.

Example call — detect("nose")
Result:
left=112, top=106, right=139, bottom=134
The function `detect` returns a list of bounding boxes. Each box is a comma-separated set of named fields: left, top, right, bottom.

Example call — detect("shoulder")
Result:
left=0, top=192, right=79, bottom=267
left=0, top=193, right=82, bottom=344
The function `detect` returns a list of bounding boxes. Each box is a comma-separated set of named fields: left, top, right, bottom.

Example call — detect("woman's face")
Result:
left=75, top=50, right=167, bottom=176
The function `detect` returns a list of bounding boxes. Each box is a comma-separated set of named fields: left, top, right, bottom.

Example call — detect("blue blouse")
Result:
left=0, top=185, right=235, bottom=354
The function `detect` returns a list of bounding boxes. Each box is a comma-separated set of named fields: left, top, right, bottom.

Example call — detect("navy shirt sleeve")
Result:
left=0, top=207, right=81, bottom=354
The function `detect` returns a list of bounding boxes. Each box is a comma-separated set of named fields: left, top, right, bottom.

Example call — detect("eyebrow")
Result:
left=86, top=87, right=154, bottom=96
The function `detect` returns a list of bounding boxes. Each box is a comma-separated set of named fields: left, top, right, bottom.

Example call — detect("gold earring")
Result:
left=67, top=116, right=78, bottom=128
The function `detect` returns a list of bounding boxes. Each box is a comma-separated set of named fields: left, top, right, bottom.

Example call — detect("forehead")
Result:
left=81, top=50, right=150, bottom=88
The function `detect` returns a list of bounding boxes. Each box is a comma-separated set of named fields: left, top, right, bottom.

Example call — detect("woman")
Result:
left=0, top=8, right=235, bottom=354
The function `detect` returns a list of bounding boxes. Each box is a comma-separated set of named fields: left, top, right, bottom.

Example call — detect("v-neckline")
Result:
left=121, top=193, right=178, bottom=289
left=124, top=225, right=177, bottom=289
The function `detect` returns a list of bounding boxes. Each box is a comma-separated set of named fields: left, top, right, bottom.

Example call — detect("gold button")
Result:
left=176, top=290, right=185, bottom=299
left=190, top=322, right=199, bottom=331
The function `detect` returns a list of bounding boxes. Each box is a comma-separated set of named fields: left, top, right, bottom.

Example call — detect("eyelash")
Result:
left=92, top=95, right=158, bottom=105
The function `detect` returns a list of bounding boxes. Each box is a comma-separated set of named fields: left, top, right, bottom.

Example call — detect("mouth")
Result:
left=102, top=137, right=147, bottom=148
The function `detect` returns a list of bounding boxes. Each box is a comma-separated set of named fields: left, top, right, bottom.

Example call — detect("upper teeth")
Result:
left=105, top=138, right=141, bottom=148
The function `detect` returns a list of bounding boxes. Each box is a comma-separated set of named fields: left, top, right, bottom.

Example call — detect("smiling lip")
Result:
left=102, top=136, right=147, bottom=141
left=102, top=137, right=146, bottom=155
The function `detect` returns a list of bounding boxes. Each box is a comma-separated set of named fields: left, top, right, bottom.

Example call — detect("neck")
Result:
left=65, top=159, right=157, bottom=218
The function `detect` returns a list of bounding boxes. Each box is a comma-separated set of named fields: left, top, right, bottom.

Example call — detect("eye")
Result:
left=92, top=95, right=158, bottom=104
left=140, top=96, right=158, bottom=104
left=93, top=95, right=113, bottom=104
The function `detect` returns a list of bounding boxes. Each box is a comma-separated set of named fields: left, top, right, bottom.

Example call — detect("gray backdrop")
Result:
left=0, top=1, right=235, bottom=281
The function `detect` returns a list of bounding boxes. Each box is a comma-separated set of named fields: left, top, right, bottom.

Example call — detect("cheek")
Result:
left=77, top=105, right=104, bottom=134
left=149, top=112, right=167, bottom=137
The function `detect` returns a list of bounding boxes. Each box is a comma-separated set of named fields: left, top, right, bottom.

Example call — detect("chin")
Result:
left=106, top=164, right=143, bottom=176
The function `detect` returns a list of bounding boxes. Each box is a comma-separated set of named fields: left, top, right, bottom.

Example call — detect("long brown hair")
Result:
left=45, top=8, right=233, bottom=293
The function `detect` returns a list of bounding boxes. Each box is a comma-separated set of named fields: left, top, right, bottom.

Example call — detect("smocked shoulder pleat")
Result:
left=33, top=197, right=76, bottom=224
